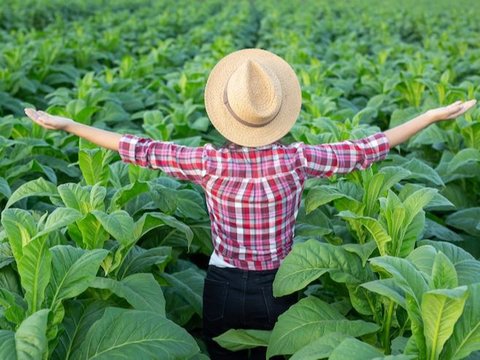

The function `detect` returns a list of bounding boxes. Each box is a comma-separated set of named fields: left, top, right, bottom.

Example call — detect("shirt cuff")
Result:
left=118, top=134, right=141, bottom=164
left=364, top=132, right=391, bottom=163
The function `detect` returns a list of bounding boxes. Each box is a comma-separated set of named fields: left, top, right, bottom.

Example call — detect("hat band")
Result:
left=222, top=89, right=280, bottom=128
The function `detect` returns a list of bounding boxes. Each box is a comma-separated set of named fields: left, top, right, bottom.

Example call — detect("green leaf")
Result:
left=362, top=278, right=407, bottom=308
left=5, top=177, right=58, bottom=209
left=407, top=245, right=437, bottom=275
left=176, top=189, right=207, bottom=220
left=15, top=309, right=49, bottom=360
left=138, top=212, right=193, bottom=247
left=71, top=307, right=199, bottom=359
left=339, top=211, right=391, bottom=256
left=273, top=240, right=369, bottom=297
left=1, top=209, right=36, bottom=261
left=91, top=274, right=166, bottom=316
left=91, top=210, right=136, bottom=246
left=401, top=159, right=444, bottom=186
left=162, top=268, right=204, bottom=316
left=76, top=213, right=110, bottom=249
left=430, top=252, right=458, bottom=290
left=418, top=240, right=475, bottom=264
left=446, top=208, right=480, bottom=237
left=19, top=236, right=52, bottom=314
left=53, top=300, right=108, bottom=360
left=422, top=287, right=468, bottom=360
left=290, top=332, right=349, bottom=360
left=329, top=337, right=383, bottom=359
left=46, top=246, right=108, bottom=308
left=443, top=283, right=480, bottom=360
left=267, top=297, right=379, bottom=358
left=0, top=288, right=26, bottom=325
left=34, top=207, right=83, bottom=240
left=369, top=256, right=428, bottom=307
left=107, top=181, right=150, bottom=212
left=117, top=246, right=171, bottom=279
left=213, top=329, right=270, bottom=351
left=78, top=148, right=112, bottom=187
left=0, top=330, right=15, bottom=360
left=305, top=185, right=353, bottom=213
left=58, top=183, right=91, bottom=214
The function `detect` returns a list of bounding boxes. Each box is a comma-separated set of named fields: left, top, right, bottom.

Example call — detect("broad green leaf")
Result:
left=71, top=307, right=199, bottom=359
left=0, top=177, right=11, bottom=199
left=58, top=183, right=91, bottom=214
left=424, top=219, right=463, bottom=242
left=443, top=283, right=480, bottom=360
left=53, top=300, right=108, bottom=360
left=76, top=213, right=109, bottom=249
left=305, top=185, right=353, bottom=213
left=33, top=207, right=83, bottom=240
left=273, top=240, right=369, bottom=297
left=91, top=274, right=166, bottom=316
left=5, top=177, right=58, bottom=209
left=402, top=158, right=444, bottom=186
left=329, top=337, right=383, bottom=359
left=402, top=188, right=438, bottom=227
left=19, top=236, right=52, bottom=314
left=1, top=209, right=36, bottom=261
left=91, top=210, right=135, bottom=246
left=266, top=296, right=379, bottom=358
left=339, top=211, right=391, bottom=256
left=162, top=268, right=204, bottom=316
left=446, top=208, right=480, bottom=237
left=15, top=309, right=49, bottom=360
left=176, top=189, right=207, bottom=220
left=418, top=240, right=475, bottom=264
left=369, top=256, right=428, bottom=307
left=0, top=288, right=26, bottom=325
left=455, top=260, right=480, bottom=286
left=407, top=245, right=437, bottom=275
left=422, top=287, right=468, bottom=360
left=290, top=332, right=349, bottom=360
left=213, top=329, right=270, bottom=351
left=78, top=148, right=112, bottom=186
left=362, top=278, right=407, bottom=308
left=0, top=330, right=15, bottom=360
left=107, top=181, right=149, bottom=212
left=117, top=246, right=171, bottom=279
left=430, top=252, right=458, bottom=290
left=46, top=246, right=108, bottom=308
left=138, top=212, right=193, bottom=247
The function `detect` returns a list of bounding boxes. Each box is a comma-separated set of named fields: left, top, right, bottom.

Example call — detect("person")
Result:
left=25, top=48, right=476, bottom=360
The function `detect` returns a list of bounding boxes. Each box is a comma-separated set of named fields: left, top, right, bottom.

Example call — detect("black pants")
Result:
left=203, top=265, right=297, bottom=360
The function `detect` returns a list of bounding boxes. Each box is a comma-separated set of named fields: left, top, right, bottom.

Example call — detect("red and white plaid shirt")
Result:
left=118, top=133, right=390, bottom=270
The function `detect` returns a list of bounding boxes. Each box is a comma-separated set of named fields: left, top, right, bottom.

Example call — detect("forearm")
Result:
left=64, top=122, right=122, bottom=151
left=383, top=112, right=434, bottom=147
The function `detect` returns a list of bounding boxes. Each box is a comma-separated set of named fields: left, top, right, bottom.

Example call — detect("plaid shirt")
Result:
left=118, top=133, right=390, bottom=270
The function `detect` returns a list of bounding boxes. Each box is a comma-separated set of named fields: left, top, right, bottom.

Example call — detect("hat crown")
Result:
left=225, top=60, right=282, bottom=127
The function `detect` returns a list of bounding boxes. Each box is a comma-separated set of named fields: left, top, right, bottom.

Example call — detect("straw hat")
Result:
left=204, top=48, right=302, bottom=147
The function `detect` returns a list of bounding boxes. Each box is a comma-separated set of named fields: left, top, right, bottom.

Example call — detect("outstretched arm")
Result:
left=24, top=109, right=122, bottom=151
left=384, top=100, right=477, bottom=147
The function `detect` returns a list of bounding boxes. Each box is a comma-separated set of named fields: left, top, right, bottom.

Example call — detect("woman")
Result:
left=25, top=48, right=476, bottom=359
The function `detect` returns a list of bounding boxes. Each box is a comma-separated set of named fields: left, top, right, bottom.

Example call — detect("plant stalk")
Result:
left=383, top=300, right=395, bottom=355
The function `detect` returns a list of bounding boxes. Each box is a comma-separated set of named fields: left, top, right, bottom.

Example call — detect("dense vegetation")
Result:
left=0, top=0, right=479, bottom=359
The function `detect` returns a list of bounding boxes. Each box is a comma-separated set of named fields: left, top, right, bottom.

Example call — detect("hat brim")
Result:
left=204, top=49, right=302, bottom=147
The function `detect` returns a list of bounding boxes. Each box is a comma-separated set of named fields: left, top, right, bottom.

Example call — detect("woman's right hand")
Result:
left=24, top=108, right=73, bottom=131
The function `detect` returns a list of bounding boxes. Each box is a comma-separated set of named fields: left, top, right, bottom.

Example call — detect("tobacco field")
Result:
left=0, top=0, right=479, bottom=359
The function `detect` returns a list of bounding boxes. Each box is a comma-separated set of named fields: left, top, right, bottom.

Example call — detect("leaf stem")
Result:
left=383, top=300, right=395, bottom=354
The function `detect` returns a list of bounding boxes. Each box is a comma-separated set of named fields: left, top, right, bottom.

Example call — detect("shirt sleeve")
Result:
left=300, top=132, right=390, bottom=178
left=118, top=134, right=205, bottom=183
